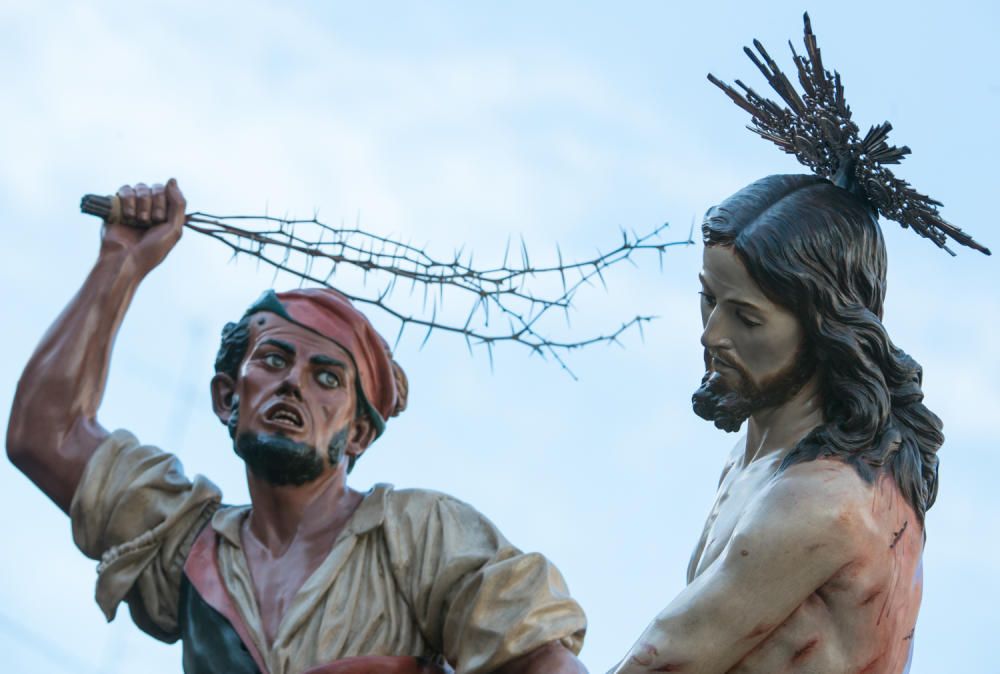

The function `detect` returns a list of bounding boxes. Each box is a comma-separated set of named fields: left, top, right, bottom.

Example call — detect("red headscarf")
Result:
left=244, top=288, right=405, bottom=437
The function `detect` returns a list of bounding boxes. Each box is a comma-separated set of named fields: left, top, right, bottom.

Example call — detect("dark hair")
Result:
left=703, top=174, right=944, bottom=521
left=214, top=314, right=367, bottom=472
left=215, top=316, right=253, bottom=381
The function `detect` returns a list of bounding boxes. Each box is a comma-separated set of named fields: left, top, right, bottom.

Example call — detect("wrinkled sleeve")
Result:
left=383, top=489, right=586, bottom=674
left=69, top=429, right=222, bottom=642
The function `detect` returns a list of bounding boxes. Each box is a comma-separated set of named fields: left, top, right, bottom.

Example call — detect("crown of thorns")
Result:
left=707, top=12, right=989, bottom=256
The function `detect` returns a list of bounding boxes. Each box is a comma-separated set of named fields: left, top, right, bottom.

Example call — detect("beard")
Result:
left=692, top=347, right=815, bottom=433
left=229, top=398, right=351, bottom=486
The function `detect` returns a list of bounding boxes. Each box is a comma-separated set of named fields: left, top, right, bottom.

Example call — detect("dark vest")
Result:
left=179, top=572, right=261, bottom=673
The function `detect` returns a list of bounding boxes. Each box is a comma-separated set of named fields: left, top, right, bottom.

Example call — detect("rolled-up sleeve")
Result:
left=383, top=489, right=586, bottom=674
left=70, top=429, right=222, bottom=642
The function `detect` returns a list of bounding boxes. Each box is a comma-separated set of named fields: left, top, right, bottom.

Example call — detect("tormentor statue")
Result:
left=6, top=180, right=589, bottom=674
left=612, top=15, right=989, bottom=674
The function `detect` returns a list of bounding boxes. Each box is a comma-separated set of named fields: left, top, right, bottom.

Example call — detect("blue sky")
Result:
left=0, top=2, right=997, bottom=672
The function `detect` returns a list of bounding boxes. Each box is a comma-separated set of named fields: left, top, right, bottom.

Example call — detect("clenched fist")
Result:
left=99, top=178, right=186, bottom=276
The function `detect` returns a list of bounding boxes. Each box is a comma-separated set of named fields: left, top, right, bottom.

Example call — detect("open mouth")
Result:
left=264, top=404, right=304, bottom=430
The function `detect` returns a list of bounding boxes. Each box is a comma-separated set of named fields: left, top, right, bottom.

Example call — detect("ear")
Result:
left=210, top=372, right=238, bottom=426
left=345, top=414, right=377, bottom=461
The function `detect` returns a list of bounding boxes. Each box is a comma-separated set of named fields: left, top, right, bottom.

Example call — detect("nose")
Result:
left=276, top=363, right=306, bottom=400
left=700, top=306, right=732, bottom=352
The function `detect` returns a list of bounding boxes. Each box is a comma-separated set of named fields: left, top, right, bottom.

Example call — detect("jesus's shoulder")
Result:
left=740, top=458, right=882, bottom=564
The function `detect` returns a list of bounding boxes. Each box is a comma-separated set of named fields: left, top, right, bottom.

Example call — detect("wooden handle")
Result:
left=79, top=193, right=154, bottom=228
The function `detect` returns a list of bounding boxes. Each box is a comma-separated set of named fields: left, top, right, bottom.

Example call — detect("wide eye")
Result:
left=699, top=291, right=717, bottom=308
left=317, top=370, right=341, bottom=389
left=263, top=352, right=287, bottom=369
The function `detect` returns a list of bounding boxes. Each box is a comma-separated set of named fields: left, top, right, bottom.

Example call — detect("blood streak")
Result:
left=857, top=653, right=885, bottom=674
left=791, top=637, right=819, bottom=664
left=889, top=520, right=908, bottom=549
left=745, top=621, right=774, bottom=640
left=630, top=644, right=658, bottom=667
left=859, top=587, right=884, bottom=607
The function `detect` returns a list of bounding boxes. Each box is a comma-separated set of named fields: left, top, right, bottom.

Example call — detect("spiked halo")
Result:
left=708, top=13, right=989, bottom=256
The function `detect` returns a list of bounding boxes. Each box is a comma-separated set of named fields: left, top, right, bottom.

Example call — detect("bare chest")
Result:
left=729, top=533, right=923, bottom=674
left=244, top=537, right=334, bottom=644
left=688, top=455, right=782, bottom=581
left=722, top=470, right=924, bottom=674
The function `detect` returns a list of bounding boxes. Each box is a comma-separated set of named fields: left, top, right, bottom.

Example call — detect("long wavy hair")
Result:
left=702, top=174, right=943, bottom=522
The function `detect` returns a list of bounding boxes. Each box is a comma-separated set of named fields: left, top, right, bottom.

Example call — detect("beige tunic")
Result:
left=71, top=430, right=586, bottom=674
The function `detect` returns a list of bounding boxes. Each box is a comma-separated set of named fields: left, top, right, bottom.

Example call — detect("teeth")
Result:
left=270, top=409, right=302, bottom=425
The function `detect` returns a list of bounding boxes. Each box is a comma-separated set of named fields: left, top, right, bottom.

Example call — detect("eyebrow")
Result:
left=728, top=298, right=765, bottom=313
left=310, top=354, right=349, bottom=370
left=261, top=338, right=296, bottom=354
left=698, top=274, right=764, bottom=312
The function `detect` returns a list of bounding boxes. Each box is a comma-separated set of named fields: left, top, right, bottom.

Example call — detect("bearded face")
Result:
left=693, top=245, right=816, bottom=432
left=692, top=347, right=814, bottom=432
left=214, top=313, right=366, bottom=486
left=234, top=426, right=350, bottom=486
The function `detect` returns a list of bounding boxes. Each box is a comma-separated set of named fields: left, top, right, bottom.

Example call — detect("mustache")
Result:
left=704, top=348, right=750, bottom=379
left=693, top=344, right=817, bottom=433
left=693, top=347, right=759, bottom=432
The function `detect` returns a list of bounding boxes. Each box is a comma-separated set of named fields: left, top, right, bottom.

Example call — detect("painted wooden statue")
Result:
left=6, top=180, right=589, bottom=674
left=612, top=14, right=989, bottom=674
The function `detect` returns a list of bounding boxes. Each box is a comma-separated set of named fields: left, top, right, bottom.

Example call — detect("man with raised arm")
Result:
left=7, top=179, right=587, bottom=674
left=612, top=15, right=988, bottom=674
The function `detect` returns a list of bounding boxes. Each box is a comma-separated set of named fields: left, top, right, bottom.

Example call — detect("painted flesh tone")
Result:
left=688, top=447, right=921, bottom=673
left=7, top=181, right=587, bottom=674
left=612, top=453, right=923, bottom=674
left=612, top=246, right=923, bottom=674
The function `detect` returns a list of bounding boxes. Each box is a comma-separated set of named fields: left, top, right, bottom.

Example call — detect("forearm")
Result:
left=494, top=642, right=587, bottom=674
left=613, top=470, right=865, bottom=674
left=612, top=609, right=706, bottom=674
left=7, top=249, right=146, bottom=510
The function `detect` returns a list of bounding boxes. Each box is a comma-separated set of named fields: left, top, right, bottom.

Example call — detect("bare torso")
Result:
left=687, top=440, right=923, bottom=674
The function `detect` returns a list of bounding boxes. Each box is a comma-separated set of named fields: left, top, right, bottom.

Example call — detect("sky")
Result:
left=0, top=1, right=998, bottom=672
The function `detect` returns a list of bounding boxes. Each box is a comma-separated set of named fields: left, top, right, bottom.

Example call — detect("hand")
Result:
left=99, top=178, right=186, bottom=275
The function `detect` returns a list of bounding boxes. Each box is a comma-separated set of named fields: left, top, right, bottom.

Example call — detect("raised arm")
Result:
left=612, top=463, right=868, bottom=674
left=6, top=180, right=186, bottom=512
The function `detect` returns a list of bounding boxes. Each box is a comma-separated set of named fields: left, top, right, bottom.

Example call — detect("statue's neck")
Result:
left=244, top=467, right=361, bottom=555
left=744, top=374, right=825, bottom=466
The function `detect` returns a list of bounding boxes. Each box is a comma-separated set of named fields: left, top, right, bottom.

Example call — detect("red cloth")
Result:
left=273, top=289, right=399, bottom=427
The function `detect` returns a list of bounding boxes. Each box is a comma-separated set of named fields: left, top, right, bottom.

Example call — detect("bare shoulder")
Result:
left=769, top=458, right=874, bottom=513
left=732, top=458, right=880, bottom=563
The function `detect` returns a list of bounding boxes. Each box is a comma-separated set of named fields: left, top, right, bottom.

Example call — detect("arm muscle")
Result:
left=615, top=464, right=867, bottom=674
